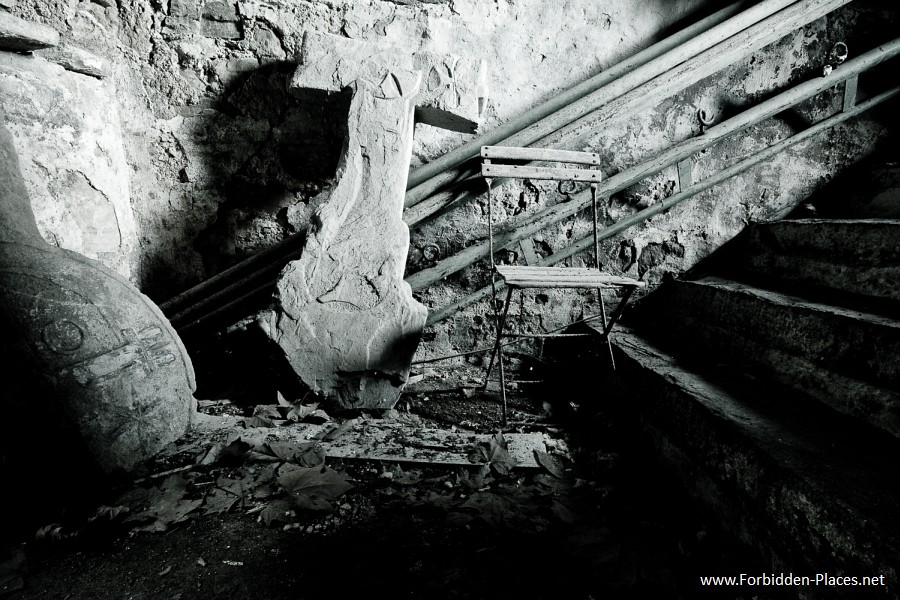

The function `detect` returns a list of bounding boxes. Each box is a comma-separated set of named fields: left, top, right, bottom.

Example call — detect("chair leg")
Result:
left=596, top=287, right=616, bottom=370
left=484, top=287, right=514, bottom=387
left=498, top=330, right=508, bottom=427
left=599, top=287, right=637, bottom=371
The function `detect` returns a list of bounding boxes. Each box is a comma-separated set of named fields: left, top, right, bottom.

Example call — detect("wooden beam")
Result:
left=406, top=38, right=900, bottom=293
left=423, top=85, right=900, bottom=326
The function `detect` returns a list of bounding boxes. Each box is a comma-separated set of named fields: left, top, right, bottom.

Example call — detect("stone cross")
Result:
left=271, top=31, right=487, bottom=409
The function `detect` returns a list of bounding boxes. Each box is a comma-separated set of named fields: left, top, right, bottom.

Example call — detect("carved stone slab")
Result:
left=272, top=32, right=486, bottom=410
left=1, top=116, right=196, bottom=474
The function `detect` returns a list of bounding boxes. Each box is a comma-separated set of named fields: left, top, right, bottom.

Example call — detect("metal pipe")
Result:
left=423, top=85, right=900, bottom=326
left=404, top=0, right=853, bottom=227
left=406, top=36, right=900, bottom=293
left=159, top=231, right=305, bottom=315
left=405, top=0, right=760, bottom=202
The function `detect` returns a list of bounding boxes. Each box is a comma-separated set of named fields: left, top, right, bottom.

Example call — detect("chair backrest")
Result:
left=481, top=146, right=602, bottom=182
left=479, top=145, right=603, bottom=269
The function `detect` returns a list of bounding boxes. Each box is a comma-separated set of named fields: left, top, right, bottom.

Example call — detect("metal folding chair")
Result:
left=480, top=145, right=646, bottom=424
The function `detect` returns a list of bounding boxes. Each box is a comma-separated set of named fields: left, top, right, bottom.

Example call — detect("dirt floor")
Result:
left=1, top=361, right=768, bottom=600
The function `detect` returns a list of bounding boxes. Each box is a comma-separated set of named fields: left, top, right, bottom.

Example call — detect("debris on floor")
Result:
left=2, top=384, right=760, bottom=599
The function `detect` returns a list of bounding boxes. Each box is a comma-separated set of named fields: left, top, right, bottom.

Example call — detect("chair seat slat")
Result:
left=496, top=265, right=644, bottom=288
left=481, top=146, right=600, bottom=165
left=481, top=164, right=601, bottom=182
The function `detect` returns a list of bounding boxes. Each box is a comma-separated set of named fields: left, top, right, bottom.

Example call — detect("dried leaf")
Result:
left=278, top=465, right=353, bottom=510
left=246, top=450, right=279, bottom=462
left=202, top=488, right=240, bottom=515
left=35, top=524, right=69, bottom=542
left=321, top=419, right=356, bottom=441
left=0, top=545, right=26, bottom=594
left=259, top=499, right=294, bottom=527
left=286, top=403, right=331, bottom=424
left=244, top=416, right=274, bottom=428
left=458, top=493, right=514, bottom=527
left=198, top=438, right=251, bottom=466
left=265, top=441, right=325, bottom=467
left=534, top=450, right=565, bottom=478
left=253, top=405, right=281, bottom=419
left=550, top=500, right=580, bottom=524
left=467, top=433, right=517, bottom=476
left=292, top=495, right=335, bottom=513
left=127, top=475, right=202, bottom=532
left=88, top=505, right=130, bottom=523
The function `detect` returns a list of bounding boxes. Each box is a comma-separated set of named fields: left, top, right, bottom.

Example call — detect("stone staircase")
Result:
left=602, top=165, right=900, bottom=595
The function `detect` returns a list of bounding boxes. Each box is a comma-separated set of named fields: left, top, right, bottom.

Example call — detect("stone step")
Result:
left=820, top=162, right=900, bottom=219
left=740, top=219, right=900, bottom=309
left=649, top=277, right=900, bottom=438
left=609, top=329, right=900, bottom=592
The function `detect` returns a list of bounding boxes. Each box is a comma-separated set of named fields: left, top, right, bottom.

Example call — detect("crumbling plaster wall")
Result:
left=7, top=0, right=895, bottom=368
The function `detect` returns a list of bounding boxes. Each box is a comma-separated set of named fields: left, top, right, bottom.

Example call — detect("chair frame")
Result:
left=480, top=145, right=645, bottom=424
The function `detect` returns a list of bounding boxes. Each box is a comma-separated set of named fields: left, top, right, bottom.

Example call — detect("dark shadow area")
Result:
left=191, top=61, right=348, bottom=277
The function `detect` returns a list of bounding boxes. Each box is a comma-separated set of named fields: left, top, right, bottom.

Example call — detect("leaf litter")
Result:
left=15, top=386, right=697, bottom=599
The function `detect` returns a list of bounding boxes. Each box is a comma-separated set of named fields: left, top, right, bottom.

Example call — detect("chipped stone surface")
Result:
left=36, top=41, right=106, bottom=78
left=274, top=32, right=438, bottom=409
left=289, top=31, right=487, bottom=135
left=0, top=51, right=137, bottom=279
left=0, top=8, right=57, bottom=50
left=1, top=116, right=196, bottom=474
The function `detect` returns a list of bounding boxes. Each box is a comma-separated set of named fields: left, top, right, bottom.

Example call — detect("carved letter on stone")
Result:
left=272, top=32, right=487, bottom=410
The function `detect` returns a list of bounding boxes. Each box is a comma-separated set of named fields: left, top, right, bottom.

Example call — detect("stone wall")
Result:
left=5, top=0, right=897, bottom=371
left=0, top=45, right=136, bottom=278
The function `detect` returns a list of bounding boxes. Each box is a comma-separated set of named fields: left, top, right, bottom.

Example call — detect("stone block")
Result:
left=0, top=10, right=58, bottom=51
left=170, top=0, right=199, bottom=19
left=162, top=16, right=198, bottom=41
left=201, top=0, right=237, bottom=21
left=201, top=18, right=240, bottom=39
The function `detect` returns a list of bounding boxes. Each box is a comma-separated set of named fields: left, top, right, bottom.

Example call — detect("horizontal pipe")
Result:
left=168, top=248, right=302, bottom=327
left=424, top=85, right=900, bottom=326
left=407, top=35, right=900, bottom=293
left=404, top=0, right=852, bottom=227
left=160, top=231, right=305, bottom=316
left=405, top=0, right=759, bottom=201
